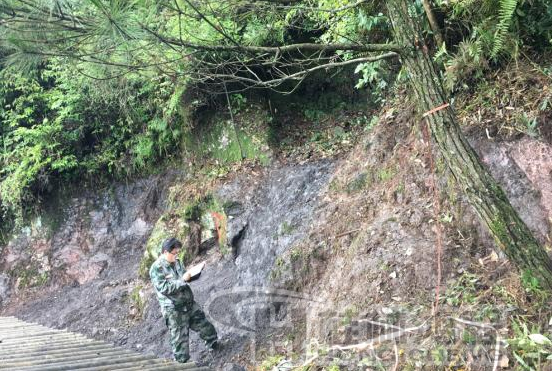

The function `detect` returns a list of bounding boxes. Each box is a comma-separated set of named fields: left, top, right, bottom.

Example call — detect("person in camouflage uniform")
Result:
left=149, top=237, right=218, bottom=363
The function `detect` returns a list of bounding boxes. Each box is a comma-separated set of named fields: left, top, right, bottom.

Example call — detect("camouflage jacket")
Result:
left=149, top=255, right=194, bottom=314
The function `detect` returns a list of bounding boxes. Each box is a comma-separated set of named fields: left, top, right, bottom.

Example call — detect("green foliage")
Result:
left=377, top=167, right=396, bottom=182
left=242, top=13, right=286, bottom=46
left=357, top=11, right=388, bottom=34
left=303, top=108, right=327, bottom=123
left=188, top=107, right=272, bottom=165
left=520, top=2, right=552, bottom=48
left=280, top=221, right=296, bottom=235
left=1, top=0, right=550, bottom=99
left=346, top=172, right=369, bottom=193
left=20, top=270, right=49, bottom=289
left=492, top=0, right=519, bottom=57
left=351, top=9, right=392, bottom=99
left=0, top=62, right=188, bottom=224
left=340, top=305, right=358, bottom=326
left=436, top=0, right=552, bottom=91
left=10, top=261, right=49, bottom=289
left=436, top=37, right=490, bottom=91
left=354, top=60, right=390, bottom=103
left=0, top=0, right=551, bottom=234
left=517, top=113, right=539, bottom=138
left=230, top=94, right=248, bottom=113
left=443, top=272, right=480, bottom=306
left=129, top=285, right=147, bottom=320
left=507, top=320, right=552, bottom=369
left=430, top=345, right=448, bottom=367
left=260, top=355, right=285, bottom=371
left=138, top=253, right=156, bottom=281
left=520, top=269, right=550, bottom=306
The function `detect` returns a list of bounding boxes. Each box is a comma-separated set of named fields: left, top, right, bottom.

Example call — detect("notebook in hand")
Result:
left=187, top=261, right=205, bottom=281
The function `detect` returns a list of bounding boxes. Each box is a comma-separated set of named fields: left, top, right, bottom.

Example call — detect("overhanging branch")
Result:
left=194, top=52, right=400, bottom=94
left=157, top=33, right=403, bottom=54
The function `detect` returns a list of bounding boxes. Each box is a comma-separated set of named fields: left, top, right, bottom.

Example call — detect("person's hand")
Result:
left=183, top=272, right=192, bottom=282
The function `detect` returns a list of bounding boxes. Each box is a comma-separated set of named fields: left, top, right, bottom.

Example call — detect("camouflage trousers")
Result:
left=163, top=302, right=217, bottom=363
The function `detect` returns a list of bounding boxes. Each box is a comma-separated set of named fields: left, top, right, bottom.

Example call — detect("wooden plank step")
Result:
left=0, top=317, right=207, bottom=371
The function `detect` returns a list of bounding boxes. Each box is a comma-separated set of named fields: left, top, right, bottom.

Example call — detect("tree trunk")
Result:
left=422, top=0, right=444, bottom=48
left=386, top=0, right=552, bottom=289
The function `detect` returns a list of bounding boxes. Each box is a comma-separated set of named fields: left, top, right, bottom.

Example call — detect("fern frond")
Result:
left=491, top=0, right=518, bottom=58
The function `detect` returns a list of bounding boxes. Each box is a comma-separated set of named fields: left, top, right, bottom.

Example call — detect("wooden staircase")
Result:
left=0, top=316, right=209, bottom=370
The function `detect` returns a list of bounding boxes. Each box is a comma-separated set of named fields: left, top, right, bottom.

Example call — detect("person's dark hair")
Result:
left=161, top=237, right=182, bottom=253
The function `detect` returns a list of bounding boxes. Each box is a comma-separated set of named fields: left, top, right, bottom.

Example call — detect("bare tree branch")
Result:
left=194, top=52, right=399, bottom=93
left=149, top=29, right=403, bottom=54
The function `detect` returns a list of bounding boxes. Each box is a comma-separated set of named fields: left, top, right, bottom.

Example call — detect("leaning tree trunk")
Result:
left=386, top=0, right=552, bottom=289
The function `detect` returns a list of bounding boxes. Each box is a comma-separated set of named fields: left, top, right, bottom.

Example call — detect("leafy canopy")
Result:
left=0, top=0, right=551, bottom=226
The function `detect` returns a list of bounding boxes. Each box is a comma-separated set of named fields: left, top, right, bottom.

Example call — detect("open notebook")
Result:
left=187, top=261, right=205, bottom=281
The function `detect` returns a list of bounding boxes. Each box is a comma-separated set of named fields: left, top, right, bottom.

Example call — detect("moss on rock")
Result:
left=138, top=192, right=229, bottom=280
left=184, top=105, right=272, bottom=165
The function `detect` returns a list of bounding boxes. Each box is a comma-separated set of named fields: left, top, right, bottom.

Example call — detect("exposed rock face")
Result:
left=475, top=137, right=552, bottom=244
left=0, top=161, right=334, bottom=368
left=507, top=138, right=552, bottom=220
left=217, top=161, right=334, bottom=286
left=0, top=174, right=174, bottom=303
left=0, top=273, right=10, bottom=306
